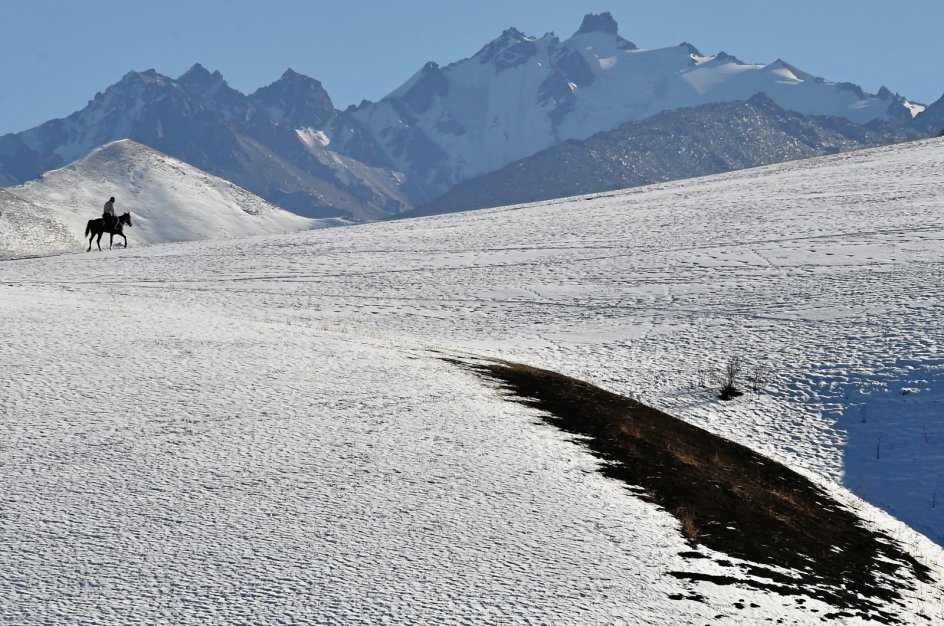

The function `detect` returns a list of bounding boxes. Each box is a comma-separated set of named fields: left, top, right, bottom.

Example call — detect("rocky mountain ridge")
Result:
left=414, top=93, right=923, bottom=215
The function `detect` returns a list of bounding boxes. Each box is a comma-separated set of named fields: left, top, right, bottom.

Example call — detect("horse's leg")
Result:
left=87, top=233, right=93, bottom=252
left=96, top=232, right=103, bottom=251
left=109, top=232, right=113, bottom=250
left=120, top=233, right=128, bottom=248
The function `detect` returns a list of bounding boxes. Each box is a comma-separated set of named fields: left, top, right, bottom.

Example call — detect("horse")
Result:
left=85, top=212, right=133, bottom=252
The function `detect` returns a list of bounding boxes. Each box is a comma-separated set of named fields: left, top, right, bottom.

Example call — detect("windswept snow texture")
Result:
left=0, top=140, right=324, bottom=259
left=2, top=139, right=944, bottom=623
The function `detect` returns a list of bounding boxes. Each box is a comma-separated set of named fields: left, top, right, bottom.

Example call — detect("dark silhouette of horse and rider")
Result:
left=85, top=196, right=133, bottom=251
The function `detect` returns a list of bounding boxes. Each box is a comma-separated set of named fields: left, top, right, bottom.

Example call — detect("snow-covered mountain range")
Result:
left=2, top=136, right=944, bottom=625
left=0, top=140, right=324, bottom=259
left=347, top=12, right=923, bottom=198
left=0, top=66, right=409, bottom=220
left=1, top=12, right=939, bottom=220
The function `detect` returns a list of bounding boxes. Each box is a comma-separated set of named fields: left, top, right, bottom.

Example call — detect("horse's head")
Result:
left=119, top=212, right=133, bottom=227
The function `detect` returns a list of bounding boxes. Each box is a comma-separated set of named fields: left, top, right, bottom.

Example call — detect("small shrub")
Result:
left=718, top=355, right=743, bottom=401
left=748, top=362, right=769, bottom=394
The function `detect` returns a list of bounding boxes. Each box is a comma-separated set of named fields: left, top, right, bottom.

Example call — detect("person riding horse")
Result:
left=103, top=196, right=117, bottom=230
left=86, top=197, right=132, bottom=251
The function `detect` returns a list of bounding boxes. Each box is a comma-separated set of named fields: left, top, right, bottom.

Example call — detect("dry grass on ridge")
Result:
left=450, top=358, right=933, bottom=624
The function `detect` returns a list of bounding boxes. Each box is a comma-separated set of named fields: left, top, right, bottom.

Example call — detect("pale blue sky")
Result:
left=1, top=0, right=942, bottom=135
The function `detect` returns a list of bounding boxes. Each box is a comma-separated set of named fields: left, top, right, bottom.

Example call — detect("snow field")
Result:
left=2, top=138, right=944, bottom=622
left=0, top=289, right=847, bottom=624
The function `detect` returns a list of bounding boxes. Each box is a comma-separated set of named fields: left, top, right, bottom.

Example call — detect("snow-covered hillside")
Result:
left=2, top=138, right=944, bottom=623
left=0, top=140, right=328, bottom=259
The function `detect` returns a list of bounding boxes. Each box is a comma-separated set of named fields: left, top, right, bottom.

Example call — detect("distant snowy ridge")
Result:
left=417, top=93, right=920, bottom=215
left=0, top=140, right=328, bottom=259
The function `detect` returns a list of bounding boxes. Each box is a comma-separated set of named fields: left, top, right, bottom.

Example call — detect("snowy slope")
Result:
left=0, top=140, right=329, bottom=259
left=347, top=12, right=922, bottom=194
left=2, top=139, right=944, bottom=623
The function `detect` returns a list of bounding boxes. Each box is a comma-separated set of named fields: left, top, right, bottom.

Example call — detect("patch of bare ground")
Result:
left=450, top=358, right=932, bottom=624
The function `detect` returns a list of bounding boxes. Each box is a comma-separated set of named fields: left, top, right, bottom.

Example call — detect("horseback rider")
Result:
left=103, top=197, right=116, bottom=230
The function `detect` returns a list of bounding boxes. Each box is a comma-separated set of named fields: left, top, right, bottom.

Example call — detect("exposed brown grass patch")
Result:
left=450, top=358, right=932, bottom=624
left=676, top=506, right=701, bottom=541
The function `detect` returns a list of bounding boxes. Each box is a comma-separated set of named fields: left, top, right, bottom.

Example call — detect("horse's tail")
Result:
left=85, top=220, right=92, bottom=237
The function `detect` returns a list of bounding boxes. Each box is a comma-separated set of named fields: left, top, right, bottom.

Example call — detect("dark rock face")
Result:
left=399, top=63, right=449, bottom=114
left=474, top=28, right=533, bottom=68
left=325, top=113, right=394, bottom=169
left=575, top=12, right=619, bottom=36
left=538, top=47, right=597, bottom=131
left=554, top=47, right=595, bottom=88
left=250, top=69, right=336, bottom=129
left=912, top=93, right=944, bottom=135
left=383, top=112, right=452, bottom=189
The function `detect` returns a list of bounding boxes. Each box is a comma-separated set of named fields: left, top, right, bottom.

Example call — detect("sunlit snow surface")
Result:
left=2, top=139, right=944, bottom=623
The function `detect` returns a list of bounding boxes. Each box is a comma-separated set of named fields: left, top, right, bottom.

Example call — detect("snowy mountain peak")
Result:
left=567, top=13, right=637, bottom=51
left=125, top=68, right=158, bottom=80
left=250, top=69, right=335, bottom=128
left=175, top=63, right=243, bottom=109
left=501, top=26, right=528, bottom=40
left=82, top=137, right=146, bottom=160
left=255, top=67, right=329, bottom=95
left=273, top=67, right=329, bottom=91
left=713, top=51, right=744, bottom=65
left=383, top=61, right=439, bottom=101
left=487, top=26, right=532, bottom=48
left=575, top=12, right=619, bottom=36
left=398, top=64, right=448, bottom=114
left=118, top=69, right=167, bottom=89
left=178, top=63, right=223, bottom=86
left=280, top=68, right=307, bottom=81
left=473, top=27, right=544, bottom=69
left=764, top=59, right=815, bottom=81
left=678, top=42, right=703, bottom=57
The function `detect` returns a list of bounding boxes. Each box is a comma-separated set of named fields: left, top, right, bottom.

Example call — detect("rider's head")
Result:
left=109, top=197, right=115, bottom=203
